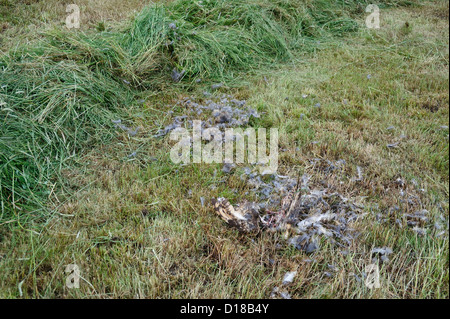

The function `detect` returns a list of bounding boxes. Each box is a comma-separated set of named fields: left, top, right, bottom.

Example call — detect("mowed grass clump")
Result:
left=39, top=0, right=419, bottom=85
left=0, top=0, right=418, bottom=222
left=0, top=51, right=133, bottom=223
left=127, top=0, right=418, bottom=81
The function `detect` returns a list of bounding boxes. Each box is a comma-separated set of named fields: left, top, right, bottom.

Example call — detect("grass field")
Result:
left=0, top=0, right=448, bottom=298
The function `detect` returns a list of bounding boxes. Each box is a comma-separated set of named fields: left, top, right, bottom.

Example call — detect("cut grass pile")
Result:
left=42, top=0, right=418, bottom=84
left=0, top=55, right=133, bottom=222
left=0, top=0, right=418, bottom=223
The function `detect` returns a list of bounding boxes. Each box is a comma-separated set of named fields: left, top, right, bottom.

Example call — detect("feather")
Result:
left=282, top=271, right=297, bottom=286
left=212, top=198, right=260, bottom=233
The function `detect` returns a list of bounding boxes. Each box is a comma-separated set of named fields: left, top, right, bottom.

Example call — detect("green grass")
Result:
left=1, top=0, right=418, bottom=224
left=0, top=48, right=136, bottom=224
left=0, top=0, right=448, bottom=299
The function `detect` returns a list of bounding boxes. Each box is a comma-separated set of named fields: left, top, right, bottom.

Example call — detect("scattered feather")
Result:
left=387, top=142, right=400, bottom=148
left=211, top=83, right=223, bottom=90
left=127, top=127, right=139, bottom=136
left=171, top=69, right=186, bottom=82
left=282, top=271, right=297, bottom=286
left=372, top=247, right=393, bottom=263
left=412, top=226, right=426, bottom=236
left=222, top=163, right=236, bottom=174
